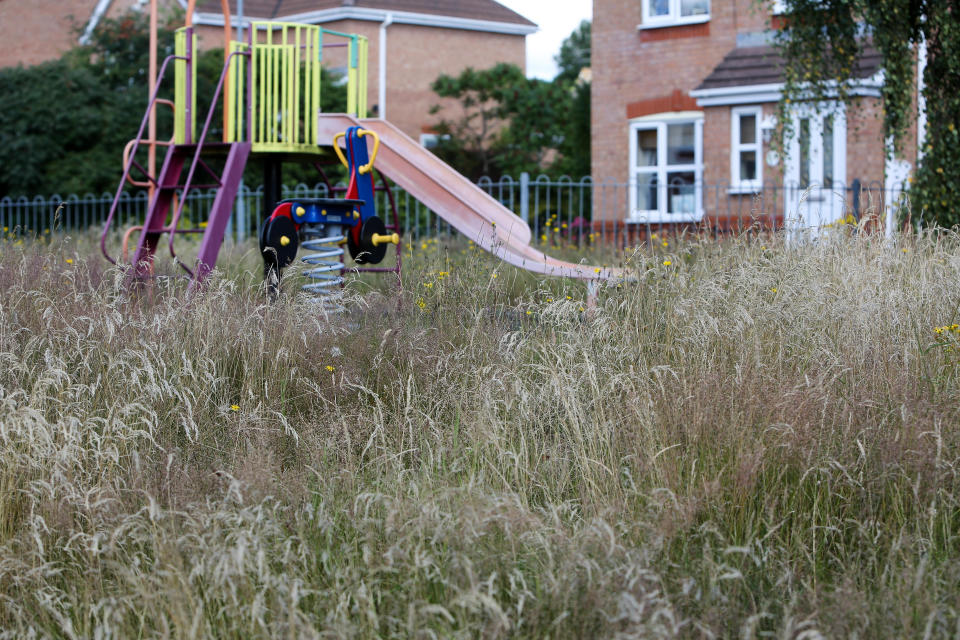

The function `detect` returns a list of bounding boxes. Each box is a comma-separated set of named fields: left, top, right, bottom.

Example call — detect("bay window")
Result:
left=629, top=114, right=704, bottom=222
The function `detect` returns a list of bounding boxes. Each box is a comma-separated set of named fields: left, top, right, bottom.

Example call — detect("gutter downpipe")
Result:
left=80, top=0, right=114, bottom=45
left=379, top=12, right=393, bottom=119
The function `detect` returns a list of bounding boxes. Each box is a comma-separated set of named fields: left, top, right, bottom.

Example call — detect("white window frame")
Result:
left=730, top=106, right=763, bottom=193
left=640, top=0, right=711, bottom=29
left=628, top=112, right=704, bottom=223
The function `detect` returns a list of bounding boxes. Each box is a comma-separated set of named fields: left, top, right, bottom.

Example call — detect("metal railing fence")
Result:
left=2, top=174, right=910, bottom=247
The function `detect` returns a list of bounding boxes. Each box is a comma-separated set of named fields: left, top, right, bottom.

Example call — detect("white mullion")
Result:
left=695, top=118, right=704, bottom=214
left=658, top=123, right=668, bottom=216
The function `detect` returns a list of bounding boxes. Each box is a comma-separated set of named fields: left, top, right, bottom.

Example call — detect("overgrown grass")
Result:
left=1, top=229, right=959, bottom=638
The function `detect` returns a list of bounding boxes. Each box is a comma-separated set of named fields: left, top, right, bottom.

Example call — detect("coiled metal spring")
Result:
left=301, top=225, right=346, bottom=309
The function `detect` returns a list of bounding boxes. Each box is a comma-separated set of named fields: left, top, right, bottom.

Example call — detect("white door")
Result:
left=785, top=105, right=847, bottom=236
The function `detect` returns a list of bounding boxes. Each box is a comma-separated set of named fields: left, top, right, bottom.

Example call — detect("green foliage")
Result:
left=554, top=20, right=591, bottom=85
left=772, top=0, right=960, bottom=226
left=429, top=21, right=593, bottom=180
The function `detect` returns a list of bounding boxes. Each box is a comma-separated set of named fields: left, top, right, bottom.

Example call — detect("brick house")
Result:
left=0, top=0, right=535, bottom=144
left=192, top=0, right=536, bottom=142
left=591, top=0, right=919, bottom=232
left=0, top=0, right=179, bottom=68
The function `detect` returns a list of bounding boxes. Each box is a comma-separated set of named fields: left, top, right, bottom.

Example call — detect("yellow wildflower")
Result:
left=325, top=365, right=335, bottom=372
left=65, top=258, right=74, bottom=264
left=663, top=260, right=672, bottom=266
left=230, top=404, right=240, bottom=411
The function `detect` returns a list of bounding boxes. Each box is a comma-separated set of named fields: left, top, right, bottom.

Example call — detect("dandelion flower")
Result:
left=526, top=310, right=532, bottom=315
left=230, top=404, right=240, bottom=411
left=325, top=365, right=335, bottom=372
left=546, top=298, right=553, bottom=302
left=770, top=287, right=777, bottom=293
left=663, top=260, right=672, bottom=266
left=662, top=241, right=668, bottom=248
left=491, top=273, right=498, bottom=279
left=902, top=248, right=908, bottom=253
left=594, top=267, right=601, bottom=273
left=566, top=295, right=572, bottom=300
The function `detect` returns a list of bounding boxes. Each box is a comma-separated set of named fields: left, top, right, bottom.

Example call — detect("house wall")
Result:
left=197, top=19, right=526, bottom=143
left=592, top=0, right=771, bottom=221
left=592, top=0, right=915, bottom=228
left=0, top=0, right=180, bottom=69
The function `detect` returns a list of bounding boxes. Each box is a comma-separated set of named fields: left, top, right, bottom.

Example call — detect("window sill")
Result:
left=727, top=185, right=763, bottom=195
left=628, top=211, right=705, bottom=224
left=637, top=15, right=710, bottom=31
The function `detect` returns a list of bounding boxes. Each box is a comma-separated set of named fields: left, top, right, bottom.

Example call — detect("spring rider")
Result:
left=258, top=127, right=400, bottom=301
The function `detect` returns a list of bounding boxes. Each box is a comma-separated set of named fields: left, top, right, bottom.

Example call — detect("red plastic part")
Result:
left=269, top=202, right=300, bottom=231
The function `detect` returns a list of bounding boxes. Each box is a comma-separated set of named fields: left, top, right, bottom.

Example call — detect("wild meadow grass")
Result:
left=1, top=228, right=959, bottom=638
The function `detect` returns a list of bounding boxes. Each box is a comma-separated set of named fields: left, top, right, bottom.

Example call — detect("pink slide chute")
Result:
left=317, top=114, right=623, bottom=281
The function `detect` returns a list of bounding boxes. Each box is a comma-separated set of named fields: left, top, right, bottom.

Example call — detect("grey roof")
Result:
left=696, top=44, right=883, bottom=91
left=196, top=0, right=535, bottom=26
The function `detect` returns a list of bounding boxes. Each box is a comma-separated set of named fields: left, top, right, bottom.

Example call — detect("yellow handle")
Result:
left=371, top=232, right=399, bottom=247
left=357, top=129, right=380, bottom=175
left=332, top=132, right=348, bottom=169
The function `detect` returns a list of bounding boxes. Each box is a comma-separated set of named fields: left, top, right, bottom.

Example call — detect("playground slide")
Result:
left=317, top=114, right=621, bottom=281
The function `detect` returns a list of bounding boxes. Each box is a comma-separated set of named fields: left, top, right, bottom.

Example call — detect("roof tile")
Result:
left=196, top=0, right=535, bottom=26
left=696, top=44, right=882, bottom=91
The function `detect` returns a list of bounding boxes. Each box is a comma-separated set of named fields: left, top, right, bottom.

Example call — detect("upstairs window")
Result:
left=642, top=0, right=710, bottom=27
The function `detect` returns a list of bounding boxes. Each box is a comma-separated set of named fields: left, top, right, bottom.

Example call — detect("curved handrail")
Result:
left=357, top=129, right=380, bottom=175
left=121, top=99, right=177, bottom=189
left=101, top=53, right=184, bottom=265
left=331, top=129, right=380, bottom=175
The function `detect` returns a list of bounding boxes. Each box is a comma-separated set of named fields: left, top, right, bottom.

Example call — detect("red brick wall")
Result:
left=0, top=0, right=179, bottom=69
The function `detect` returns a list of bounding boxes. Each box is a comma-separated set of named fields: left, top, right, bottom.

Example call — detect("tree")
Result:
left=772, top=0, right=960, bottom=226
left=552, top=20, right=592, bottom=178
left=429, top=63, right=525, bottom=179
left=428, top=20, right=594, bottom=181
left=554, top=20, right=591, bottom=85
